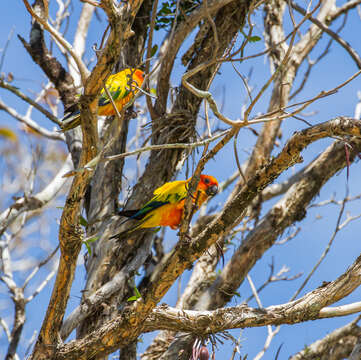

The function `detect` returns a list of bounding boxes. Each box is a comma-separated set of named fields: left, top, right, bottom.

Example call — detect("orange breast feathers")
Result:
left=117, top=174, right=219, bottom=231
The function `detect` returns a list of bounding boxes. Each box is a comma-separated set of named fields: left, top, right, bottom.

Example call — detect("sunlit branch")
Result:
left=22, top=0, right=90, bottom=83
left=68, top=3, right=95, bottom=86
left=0, top=79, right=61, bottom=125
left=0, top=155, right=72, bottom=236
left=104, top=129, right=231, bottom=162
left=290, top=315, right=361, bottom=360
left=0, top=99, right=64, bottom=141
left=291, top=1, right=361, bottom=69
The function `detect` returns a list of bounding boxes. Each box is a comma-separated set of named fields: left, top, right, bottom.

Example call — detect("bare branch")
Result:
left=290, top=315, right=361, bottom=360
left=291, top=189, right=349, bottom=300
left=22, top=0, right=90, bottom=83
left=104, top=129, right=231, bottom=162
left=141, top=254, right=361, bottom=334
left=0, top=317, right=11, bottom=342
left=190, top=118, right=361, bottom=312
left=0, top=79, right=61, bottom=125
left=0, top=155, right=72, bottom=236
left=25, top=268, right=57, bottom=303
left=22, top=246, right=59, bottom=292
left=0, top=99, right=64, bottom=141
left=53, top=117, right=361, bottom=359
left=154, top=0, right=235, bottom=113
left=291, top=1, right=361, bottom=69
left=60, top=236, right=153, bottom=340
left=56, top=252, right=361, bottom=358
left=330, top=0, right=361, bottom=20
left=320, top=302, right=361, bottom=319
left=68, top=3, right=95, bottom=86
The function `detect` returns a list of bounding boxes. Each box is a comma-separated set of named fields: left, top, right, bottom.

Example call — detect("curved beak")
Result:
left=206, top=185, right=218, bottom=197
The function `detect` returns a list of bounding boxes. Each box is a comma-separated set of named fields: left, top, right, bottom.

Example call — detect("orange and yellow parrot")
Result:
left=116, top=175, right=219, bottom=234
left=60, top=68, right=145, bottom=131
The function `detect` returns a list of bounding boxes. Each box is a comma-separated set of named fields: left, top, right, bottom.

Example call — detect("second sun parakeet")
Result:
left=60, top=68, right=145, bottom=131
left=116, top=175, right=219, bottom=235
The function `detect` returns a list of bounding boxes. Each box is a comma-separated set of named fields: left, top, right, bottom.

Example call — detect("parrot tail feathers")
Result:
left=60, top=114, right=81, bottom=132
left=60, top=104, right=81, bottom=131
left=109, top=221, right=143, bottom=240
left=117, top=209, right=144, bottom=220
left=109, top=212, right=147, bottom=240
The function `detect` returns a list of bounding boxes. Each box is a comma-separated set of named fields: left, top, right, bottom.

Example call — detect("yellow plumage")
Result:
left=60, top=68, right=144, bottom=131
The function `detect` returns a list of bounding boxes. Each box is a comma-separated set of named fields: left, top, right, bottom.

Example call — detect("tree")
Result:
left=1, top=0, right=361, bottom=359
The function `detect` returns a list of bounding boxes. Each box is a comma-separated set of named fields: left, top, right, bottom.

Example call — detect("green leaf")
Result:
left=134, top=286, right=141, bottom=298
left=84, top=242, right=92, bottom=256
left=240, top=29, right=261, bottom=43
left=82, top=236, right=99, bottom=256
left=86, top=236, right=99, bottom=243
left=127, top=285, right=142, bottom=301
left=249, top=35, right=261, bottom=42
left=79, top=215, right=88, bottom=227
left=150, top=44, right=158, bottom=57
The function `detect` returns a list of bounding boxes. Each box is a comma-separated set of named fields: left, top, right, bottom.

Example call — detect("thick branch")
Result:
left=53, top=117, right=361, bottom=359
left=195, top=131, right=361, bottom=310
left=56, top=252, right=361, bottom=358
left=154, top=0, right=235, bottom=114
left=22, top=0, right=89, bottom=82
left=143, top=300, right=361, bottom=334
left=290, top=315, right=361, bottom=360
left=0, top=99, right=64, bottom=141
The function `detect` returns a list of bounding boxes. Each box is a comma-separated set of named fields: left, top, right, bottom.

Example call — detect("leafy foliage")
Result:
left=155, top=0, right=202, bottom=30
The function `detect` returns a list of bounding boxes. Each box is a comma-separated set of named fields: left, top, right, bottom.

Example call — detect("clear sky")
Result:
left=1, top=1, right=361, bottom=359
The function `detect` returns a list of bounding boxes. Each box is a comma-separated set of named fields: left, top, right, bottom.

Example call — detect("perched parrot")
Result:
left=116, top=174, right=219, bottom=235
left=60, top=68, right=145, bottom=131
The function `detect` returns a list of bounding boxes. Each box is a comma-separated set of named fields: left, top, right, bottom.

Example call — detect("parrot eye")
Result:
left=204, top=178, right=210, bottom=184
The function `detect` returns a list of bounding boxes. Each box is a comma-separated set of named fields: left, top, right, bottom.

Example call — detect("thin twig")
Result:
left=0, top=27, right=14, bottom=73
left=0, top=99, right=64, bottom=141
left=22, top=245, right=60, bottom=290
left=247, top=274, right=281, bottom=360
left=243, top=1, right=321, bottom=123
left=291, top=188, right=349, bottom=301
left=0, top=79, right=61, bottom=125
left=145, top=0, right=159, bottom=119
left=104, top=129, right=231, bottom=162
left=291, top=1, right=361, bottom=69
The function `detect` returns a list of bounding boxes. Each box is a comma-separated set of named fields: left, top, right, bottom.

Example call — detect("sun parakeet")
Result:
left=116, top=175, right=219, bottom=235
left=60, top=68, right=145, bottom=131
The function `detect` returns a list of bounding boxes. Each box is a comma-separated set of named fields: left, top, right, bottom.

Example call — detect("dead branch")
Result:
left=290, top=315, right=361, bottom=360
left=49, top=117, right=361, bottom=359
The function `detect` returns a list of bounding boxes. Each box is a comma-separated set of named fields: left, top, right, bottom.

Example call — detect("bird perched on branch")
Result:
left=60, top=68, right=145, bottom=131
left=114, top=175, right=219, bottom=236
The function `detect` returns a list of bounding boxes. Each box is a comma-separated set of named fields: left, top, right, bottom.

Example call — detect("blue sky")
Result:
left=1, top=1, right=361, bottom=359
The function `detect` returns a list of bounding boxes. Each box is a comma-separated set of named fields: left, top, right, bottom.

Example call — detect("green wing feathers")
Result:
left=151, top=180, right=188, bottom=204
left=98, top=74, right=130, bottom=107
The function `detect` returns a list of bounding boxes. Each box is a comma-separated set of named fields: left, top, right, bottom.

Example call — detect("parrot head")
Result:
left=133, top=69, right=145, bottom=86
left=199, top=174, right=219, bottom=197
